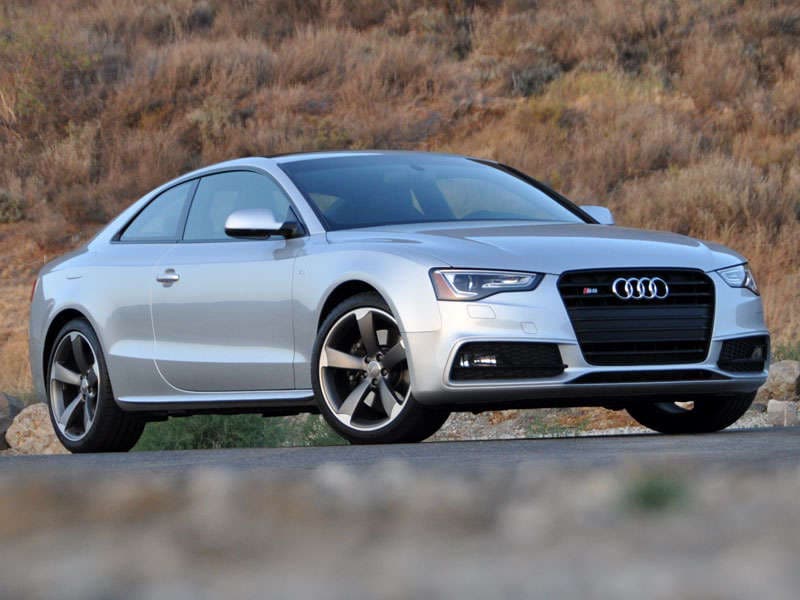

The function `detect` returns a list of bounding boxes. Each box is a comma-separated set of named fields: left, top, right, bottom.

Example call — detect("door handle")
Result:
left=156, top=269, right=180, bottom=285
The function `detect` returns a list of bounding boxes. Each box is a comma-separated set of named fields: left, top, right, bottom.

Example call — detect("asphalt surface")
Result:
left=2, top=426, right=799, bottom=476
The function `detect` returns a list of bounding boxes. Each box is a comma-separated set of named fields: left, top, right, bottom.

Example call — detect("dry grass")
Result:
left=1, top=0, right=799, bottom=395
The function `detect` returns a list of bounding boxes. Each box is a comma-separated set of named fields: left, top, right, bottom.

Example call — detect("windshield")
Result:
left=278, top=154, right=585, bottom=230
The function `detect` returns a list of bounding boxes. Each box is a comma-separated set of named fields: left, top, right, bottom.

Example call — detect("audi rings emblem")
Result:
left=611, top=277, right=670, bottom=300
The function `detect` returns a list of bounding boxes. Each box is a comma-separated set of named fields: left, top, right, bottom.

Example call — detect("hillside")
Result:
left=1, top=0, right=799, bottom=396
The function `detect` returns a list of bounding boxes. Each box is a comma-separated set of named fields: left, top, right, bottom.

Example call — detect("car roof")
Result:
left=267, top=149, right=484, bottom=164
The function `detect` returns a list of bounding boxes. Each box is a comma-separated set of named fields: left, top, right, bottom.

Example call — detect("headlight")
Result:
left=716, top=263, right=759, bottom=295
left=430, top=269, right=543, bottom=301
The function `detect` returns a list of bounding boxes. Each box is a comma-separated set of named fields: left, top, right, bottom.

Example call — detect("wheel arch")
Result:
left=42, top=308, right=92, bottom=384
left=317, top=280, right=385, bottom=331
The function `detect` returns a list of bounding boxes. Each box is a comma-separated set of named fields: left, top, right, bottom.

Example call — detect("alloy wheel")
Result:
left=49, top=332, right=100, bottom=442
left=319, top=307, right=410, bottom=432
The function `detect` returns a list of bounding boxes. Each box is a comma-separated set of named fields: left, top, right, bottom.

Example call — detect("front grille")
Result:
left=718, top=335, right=769, bottom=372
left=450, top=342, right=564, bottom=381
left=558, top=269, right=715, bottom=366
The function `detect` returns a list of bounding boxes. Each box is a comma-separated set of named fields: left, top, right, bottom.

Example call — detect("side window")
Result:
left=120, top=181, right=193, bottom=242
left=183, top=171, right=293, bottom=241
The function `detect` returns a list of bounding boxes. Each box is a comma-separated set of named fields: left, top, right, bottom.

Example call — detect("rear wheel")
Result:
left=312, top=293, right=449, bottom=444
left=47, top=319, right=144, bottom=452
left=626, top=392, right=755, bottom=434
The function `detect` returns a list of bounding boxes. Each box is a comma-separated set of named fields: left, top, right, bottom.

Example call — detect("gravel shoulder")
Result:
left=430, top=405, right=771, bottom=441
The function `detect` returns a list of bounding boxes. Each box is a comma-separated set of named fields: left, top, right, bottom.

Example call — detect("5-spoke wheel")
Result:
left=50, top=331, right=100, bottom=442
left=320, top=306, right=409, bottom=431
left=46, top=319, right=145, bottom=452
left=312, top=293, right=449, bottom=444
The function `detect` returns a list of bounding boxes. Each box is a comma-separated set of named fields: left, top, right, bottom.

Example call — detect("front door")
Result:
left=151, top=170, right=300, bottom=392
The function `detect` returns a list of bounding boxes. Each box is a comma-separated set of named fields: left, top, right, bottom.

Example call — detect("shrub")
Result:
left=509, top=48, right=563, bottom=96
left=676, top=25, right=754, bottom=113
left=0, top=189, right=24, bottom=223
left=134, top=414, right=345, bottom=451
left=624, top=472, right=689, bottom=514
left=773, top=342, right=800, bottom=362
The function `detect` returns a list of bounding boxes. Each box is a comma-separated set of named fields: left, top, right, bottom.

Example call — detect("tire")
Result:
left=46, top=318, right=145, bottom=453
left=312, top=292, right=449, bottom=444
left=398, top=409, right=451, bottom=443
left=626, top=392, right=755, bottom=434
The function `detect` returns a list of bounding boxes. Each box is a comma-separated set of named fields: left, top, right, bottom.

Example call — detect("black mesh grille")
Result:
left=451, top=342, right=564, bottom=381
left=718, top=335, right=769, bottom=372
left=558, top=269, right=715, bottom=366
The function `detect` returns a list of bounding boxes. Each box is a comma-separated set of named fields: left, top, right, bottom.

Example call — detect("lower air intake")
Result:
left=718, top=335, right=770, bottom=372
left=450, top=342, right=564, bottom=381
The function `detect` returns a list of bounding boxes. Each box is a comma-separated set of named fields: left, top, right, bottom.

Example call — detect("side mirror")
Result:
left=580, top=205, right=615, bottom=225
left=224, top=208, right=302, bottom=239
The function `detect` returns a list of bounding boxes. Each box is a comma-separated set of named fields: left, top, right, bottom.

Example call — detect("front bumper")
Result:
left=405, top=273, right=769, bottom=407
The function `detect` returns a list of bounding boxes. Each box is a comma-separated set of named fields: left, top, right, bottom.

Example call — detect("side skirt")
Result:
left=116, top=389, right=316, bottom=417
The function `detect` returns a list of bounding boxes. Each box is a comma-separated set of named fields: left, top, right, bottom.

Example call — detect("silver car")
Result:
left=29, top=151, right=770, bottom=451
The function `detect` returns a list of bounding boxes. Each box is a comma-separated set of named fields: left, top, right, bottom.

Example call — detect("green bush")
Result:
left=624, top=472, right=689, bottom=514
left=773, top=341, right=800, bottom=362
left=0, top=189, right=24, bottom=223
left=133, top=413, right=345, bottom=451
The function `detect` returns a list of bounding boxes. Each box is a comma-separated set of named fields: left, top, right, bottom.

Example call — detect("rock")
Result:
left=0, top=393, right=25, bottom=450
left=766, top=399, right=799, bottom=427
left=4, top=403, right=68, bottom=455
left=757, top=360, right=800, bottom=404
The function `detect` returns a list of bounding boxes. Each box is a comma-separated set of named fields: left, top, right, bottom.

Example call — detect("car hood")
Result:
left=326, top=222, right=745, bottom=274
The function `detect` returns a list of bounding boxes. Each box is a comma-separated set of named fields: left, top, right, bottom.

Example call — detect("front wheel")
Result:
left=47, top=319, right=145, bottom=452
left=312, top=293, right=449, bottom=444
left=626, top=392, right=755, bottom=434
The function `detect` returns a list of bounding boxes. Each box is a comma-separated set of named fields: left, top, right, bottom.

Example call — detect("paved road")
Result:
left=3, top=426, right=799, bottom=476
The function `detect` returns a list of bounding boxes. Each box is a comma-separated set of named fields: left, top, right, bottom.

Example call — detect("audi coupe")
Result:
left=29, top=151, right=770, bottom=451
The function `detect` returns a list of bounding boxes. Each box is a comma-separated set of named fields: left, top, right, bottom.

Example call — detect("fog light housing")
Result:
left=718, top=335, right=770, bottom=372
left=451, top=342, right=565, bottom=381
